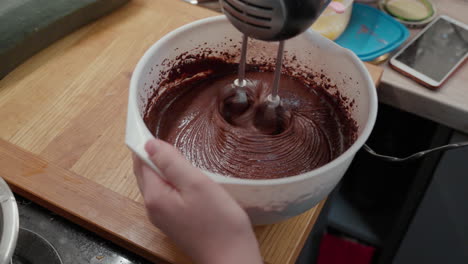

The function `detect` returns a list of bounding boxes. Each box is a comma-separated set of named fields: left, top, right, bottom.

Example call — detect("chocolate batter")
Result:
left=144, top=58, right=357, bottom=179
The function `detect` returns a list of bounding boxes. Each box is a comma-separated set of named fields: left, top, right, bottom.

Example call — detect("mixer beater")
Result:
left=218, top=0, right=344, bottom=133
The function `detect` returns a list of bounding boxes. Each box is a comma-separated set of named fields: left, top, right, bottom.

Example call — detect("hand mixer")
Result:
left=219, top=0, right=344, bottom=133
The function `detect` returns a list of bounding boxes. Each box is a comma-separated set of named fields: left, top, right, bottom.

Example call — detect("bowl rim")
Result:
left=0, top=177, right=19, bottom=264
left=128, top=15, right=378, bottom=186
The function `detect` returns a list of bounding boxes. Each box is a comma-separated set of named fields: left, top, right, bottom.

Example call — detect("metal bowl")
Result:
left=0, top=177, right=19, bottom=264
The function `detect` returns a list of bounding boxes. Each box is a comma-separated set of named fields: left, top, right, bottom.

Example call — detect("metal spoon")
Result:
left=363, top=141, right=468, bottom=162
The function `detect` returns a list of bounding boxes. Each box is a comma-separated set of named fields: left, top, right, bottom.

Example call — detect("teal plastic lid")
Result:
left=335, top=3, right=410, bottom=61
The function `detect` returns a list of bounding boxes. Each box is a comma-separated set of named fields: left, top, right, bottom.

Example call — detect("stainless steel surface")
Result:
left=363, top=141, right=468, bottom=162
left=220, top=34, right=250, bottom=118
left=220, top=0, right=331, bottom=41
left=253, top=40, right=285, bottom=134
left=15, top=195, right=150, bottom=264
left=270, top=40, right=284, bottom=100
left=13, top=228, right=62, bottom=264
left=0, top=177, right=18, bottom=264
left=236, top=34, right=248, bottom=86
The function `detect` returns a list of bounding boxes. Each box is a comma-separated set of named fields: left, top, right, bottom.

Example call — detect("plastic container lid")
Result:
left=335, top=3, right=409, bottom=61
left=378, top=0, right=437, bottom=28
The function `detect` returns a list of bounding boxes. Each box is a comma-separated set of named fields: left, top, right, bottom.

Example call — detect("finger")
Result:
left=133, top=153, right=166, bottom=196
left=133, top=153, right=179, bottom=207
left=139, top=161, right=179, bottom=210
left=145, top=139, right=208, bottom=190
left=133, top=153, right=164, bottom=182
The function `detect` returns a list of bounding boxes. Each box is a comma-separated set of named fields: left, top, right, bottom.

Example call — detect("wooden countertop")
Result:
left=379, top=0, right=468, bottom=133
left=0, top=0, right=382, bottom=263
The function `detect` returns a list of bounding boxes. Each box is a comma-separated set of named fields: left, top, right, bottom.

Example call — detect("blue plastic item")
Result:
left=335, top=3, right=410, bottom=61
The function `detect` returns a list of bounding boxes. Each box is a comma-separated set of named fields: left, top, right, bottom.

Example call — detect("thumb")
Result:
left=145, top=139, right=208, bottom=190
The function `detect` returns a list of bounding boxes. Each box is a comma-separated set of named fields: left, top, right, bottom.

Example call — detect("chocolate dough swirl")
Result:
left=144, top=60, right=356, bottom=179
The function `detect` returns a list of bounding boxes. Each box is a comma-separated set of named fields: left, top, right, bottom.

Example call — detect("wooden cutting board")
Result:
left=0, top=0, right=383, bottom=263
left=0, top=0, right=129, bottom=79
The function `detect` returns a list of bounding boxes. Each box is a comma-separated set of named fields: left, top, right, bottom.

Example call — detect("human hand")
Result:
left=133, top=139, right=263, bottom=264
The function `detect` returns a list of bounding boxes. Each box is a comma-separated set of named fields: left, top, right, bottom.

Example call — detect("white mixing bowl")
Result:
left=0, top=177, right=19, bottom=264
left=126, top=16, right=377, bottom=225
